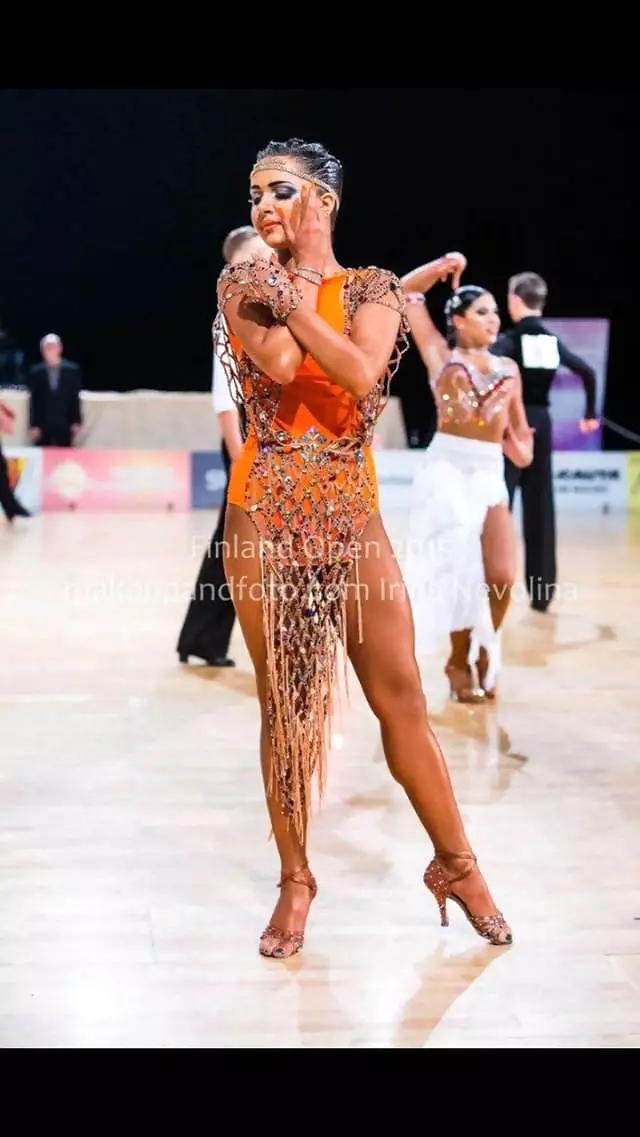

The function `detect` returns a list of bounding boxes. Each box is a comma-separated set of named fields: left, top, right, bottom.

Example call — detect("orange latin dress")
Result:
left=215, top=258, right=408, bottom=840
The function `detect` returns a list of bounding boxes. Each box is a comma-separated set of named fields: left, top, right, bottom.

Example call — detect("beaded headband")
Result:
left=250, top=158, right=338, bottom=199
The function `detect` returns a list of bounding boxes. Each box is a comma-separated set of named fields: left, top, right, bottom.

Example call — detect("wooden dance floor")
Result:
left=1, top=506, right=639, bottom=1048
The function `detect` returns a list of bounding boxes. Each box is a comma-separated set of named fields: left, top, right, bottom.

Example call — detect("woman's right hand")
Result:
left=276, top=185, right=332, bottom=270
left=400, top=252, right=467, bottom=298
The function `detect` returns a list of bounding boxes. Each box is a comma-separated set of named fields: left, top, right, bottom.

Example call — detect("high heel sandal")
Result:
left=424, top=853, right=512, bottom=946
left=445, top=664, right=487, bottom=704
left=259, top=864, right=317, bottom=959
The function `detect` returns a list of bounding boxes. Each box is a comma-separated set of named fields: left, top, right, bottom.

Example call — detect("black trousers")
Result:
left=0, top=443, right=24, bottom=520
left=36, top=427, right=73, bottom=447
left=176, top=444, right=235, bottom=661
left=504, top=405, right=557, bottom=612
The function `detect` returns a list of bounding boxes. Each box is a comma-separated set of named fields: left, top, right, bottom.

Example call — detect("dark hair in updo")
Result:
left=444, top=285, right=491, bottom=347
left=255, top=138, right=343, bottom=226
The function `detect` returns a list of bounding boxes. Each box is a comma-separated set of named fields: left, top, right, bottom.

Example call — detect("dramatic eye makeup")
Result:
left=249, top=181, right=300, bottom=206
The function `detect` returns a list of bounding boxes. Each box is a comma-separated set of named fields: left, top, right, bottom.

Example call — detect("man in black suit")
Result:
left=176, top=225, right=269, bottom=668
left=27, top=333, right=82, bottom=447
left=0, top=320, right=30, bottom=520
left=493, top=272, right=599, bottom=612
left=0, top=400, right=30, bottom=522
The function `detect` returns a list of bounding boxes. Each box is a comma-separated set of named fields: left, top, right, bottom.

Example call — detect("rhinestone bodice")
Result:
left=216, top=265, right=407, bottom=451
left=218, top=267, right=409, bottom=565
left=434, top=351, right=516, bottom=429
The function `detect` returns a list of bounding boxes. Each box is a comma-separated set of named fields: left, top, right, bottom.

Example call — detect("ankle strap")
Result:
left=278, top=864, right=314, bottom=890
left=436, top=852, right=477, bottom=886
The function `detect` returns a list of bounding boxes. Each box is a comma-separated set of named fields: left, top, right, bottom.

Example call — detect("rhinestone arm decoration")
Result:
left=217, top=257, right=302, bottom=324
left=212, top=310, right=247, bottom=421
left=344, top=269, right=410, bottom=414
left=349, top=267, right=407, bottom=318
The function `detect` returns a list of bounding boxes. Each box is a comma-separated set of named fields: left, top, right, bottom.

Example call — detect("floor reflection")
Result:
left=391, top=941, right=507, bottom=1048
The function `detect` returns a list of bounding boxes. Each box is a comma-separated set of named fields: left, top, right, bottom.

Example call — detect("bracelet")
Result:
left=404, top=291, right=426, bottom=306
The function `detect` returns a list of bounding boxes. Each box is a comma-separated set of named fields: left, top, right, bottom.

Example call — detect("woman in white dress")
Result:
left=401, top=257, right=534, bottom=702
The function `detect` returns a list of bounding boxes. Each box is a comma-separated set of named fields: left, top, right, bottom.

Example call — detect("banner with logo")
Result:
left=42, top=450, right=190, bottom=510
left=375, top=449, right=629, bottom=515
left=10, top=446, right=633, bottom=515
left=374, top=449, right=426, bottom=512
left=552, top=451, right=627, bottom=512
left=3, top=446, right=43, bottom=512
left=544, top=318, right=610, bottom=452
left=627, top=453, right=640, bottom=512
left=190, top=451, right=227, bottom=509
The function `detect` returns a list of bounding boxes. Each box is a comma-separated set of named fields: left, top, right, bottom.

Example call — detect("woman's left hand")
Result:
left=438, top=252, right=467, bottom=289
left=503, top=421, right=535, bottom=467
left=579, top=418, right=600, bottom=434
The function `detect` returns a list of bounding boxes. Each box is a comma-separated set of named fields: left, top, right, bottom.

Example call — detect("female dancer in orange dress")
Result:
left=216, top=138, right=512, bottom=957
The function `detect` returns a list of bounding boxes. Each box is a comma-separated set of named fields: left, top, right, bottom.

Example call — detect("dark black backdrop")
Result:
left=0, top=87, right=634, bottom=447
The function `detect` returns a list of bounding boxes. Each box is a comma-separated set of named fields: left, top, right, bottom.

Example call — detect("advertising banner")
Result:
left=374, top=449, right=428, bottom=512
left=190, top=451, right=227, bottom=509
left=375, top=449, right=629, bottom=515
left=627, top=453, right=640, bottom=512
left=42, top=450, right=190, bottom=510
left=544, top=318, right=610, bottom=452
left=552, top=451, right=627, bottom=512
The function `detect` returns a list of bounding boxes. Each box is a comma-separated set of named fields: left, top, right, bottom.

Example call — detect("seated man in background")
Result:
left=28, top=333, right=82, bottom=447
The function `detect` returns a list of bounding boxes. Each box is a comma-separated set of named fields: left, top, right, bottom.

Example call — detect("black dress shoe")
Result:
left=179, top=651, right=235, bottom=667
left=7, top=503, right=31, bottom=521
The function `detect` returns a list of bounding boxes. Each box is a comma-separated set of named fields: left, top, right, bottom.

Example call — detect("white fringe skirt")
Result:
left=403, top=431, right=509, bottom=689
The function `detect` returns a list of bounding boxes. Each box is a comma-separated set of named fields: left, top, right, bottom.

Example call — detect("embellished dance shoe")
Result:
left=445, top=664, right=487, bottom=704
left=259, top=864, right=317, bottom=959
left=424, top=854, right=512, bottom=946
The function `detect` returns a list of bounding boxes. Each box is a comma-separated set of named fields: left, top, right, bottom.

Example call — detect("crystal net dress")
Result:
left=215, top=259, right=408, bottom=841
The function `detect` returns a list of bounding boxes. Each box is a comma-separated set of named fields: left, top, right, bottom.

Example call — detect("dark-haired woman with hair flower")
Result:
left=401, top=258, right=534, bottom=703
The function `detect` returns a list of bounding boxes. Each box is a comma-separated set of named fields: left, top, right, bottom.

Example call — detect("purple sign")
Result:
left=544, top=318, right=610, bottom=451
